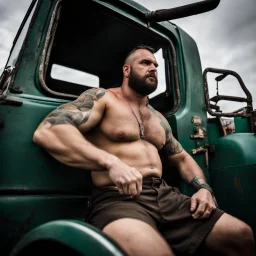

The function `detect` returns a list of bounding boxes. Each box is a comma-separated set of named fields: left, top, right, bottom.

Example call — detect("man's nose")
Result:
left=149, top=63, right=157, bottom=73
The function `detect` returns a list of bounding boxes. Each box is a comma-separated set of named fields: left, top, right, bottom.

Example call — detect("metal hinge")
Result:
left=191, top=144, right=209, bottom=168
left=190, top=116, right=206, bottom=139
left=0, top=66, right=23, bottom=106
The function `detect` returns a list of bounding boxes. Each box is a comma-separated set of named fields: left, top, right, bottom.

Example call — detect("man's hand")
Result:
left=190, top=188, right=216, bottom=219
left=108, top=156, right=143, bottom=198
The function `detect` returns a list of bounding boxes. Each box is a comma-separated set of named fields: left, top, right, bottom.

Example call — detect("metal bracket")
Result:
left=0, top=66, right=15, bottom=94
left=0, top=96, right=23, bottom=106
left=190, top=116, right=206, bottom=139
left=191, top=146, right=208, bottom=155
left=191, top=144, right=209, bottom=168
left=0, top=66, right=23, bottom=106
left=203, top=67, right=253, bottom=118
left=190, top=126, right=206, bottom=139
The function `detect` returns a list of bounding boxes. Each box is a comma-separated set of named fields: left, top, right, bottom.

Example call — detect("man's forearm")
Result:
left=173, top=151, right=214, bottom=193
left=174, top=150, right=218, bottom=206
left=33, top=124, right=115, bottom=171
left=175, top=151, right=207, bottom=183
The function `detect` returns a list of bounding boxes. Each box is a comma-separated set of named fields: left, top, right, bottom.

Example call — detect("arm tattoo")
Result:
left=163, top=133, right=183, bottom=156
left=148, top=105, right=183, bottom=156
left=190, top=176, right=219, bottom=207
left=189, top=177, right=213, bottom=193
left=44, top=88, right=106, bottom=127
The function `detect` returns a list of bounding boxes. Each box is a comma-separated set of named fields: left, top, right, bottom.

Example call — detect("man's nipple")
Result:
left=117, top=132, right=126, bottom=140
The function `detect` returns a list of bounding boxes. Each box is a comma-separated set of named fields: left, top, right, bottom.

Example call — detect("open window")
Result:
left=39, top=0, right=180, bottom=114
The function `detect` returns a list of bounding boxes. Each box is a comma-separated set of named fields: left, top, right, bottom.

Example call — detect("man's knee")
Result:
left=206, top=213, right=255, bottom=255
left=227, top=221, right=255, bottom=255
left=224, top=217, right=254, bottom=248
left=236, top=222, right=255, bottom=249
left=103, top=218, right=174, bottom=256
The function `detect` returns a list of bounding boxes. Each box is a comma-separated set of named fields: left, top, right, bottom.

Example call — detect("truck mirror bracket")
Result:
left=203, top=67, right=254, bottom=131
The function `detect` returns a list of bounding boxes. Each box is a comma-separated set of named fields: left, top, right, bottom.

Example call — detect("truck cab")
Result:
left=0, top=0, right=255, bottom=255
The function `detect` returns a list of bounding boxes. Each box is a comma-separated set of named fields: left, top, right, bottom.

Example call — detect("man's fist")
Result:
left=108, top=157, right=143, bottom=198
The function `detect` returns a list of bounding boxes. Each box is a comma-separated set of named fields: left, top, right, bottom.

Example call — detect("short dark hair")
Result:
left=124, top=45, right=155, bottom=63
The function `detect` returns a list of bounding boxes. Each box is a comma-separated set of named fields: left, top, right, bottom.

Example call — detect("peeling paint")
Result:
left=234, top=177, right=243, bottom=194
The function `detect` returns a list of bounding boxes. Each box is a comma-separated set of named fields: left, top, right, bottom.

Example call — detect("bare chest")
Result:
left=99, top=102, right=166, bottom=150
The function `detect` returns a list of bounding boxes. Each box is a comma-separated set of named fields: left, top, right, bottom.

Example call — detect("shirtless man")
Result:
left=33, top=45, right=254, bottom=256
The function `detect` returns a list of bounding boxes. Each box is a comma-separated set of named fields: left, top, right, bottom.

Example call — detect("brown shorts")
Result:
left=86, top=176, right=224, bottom=255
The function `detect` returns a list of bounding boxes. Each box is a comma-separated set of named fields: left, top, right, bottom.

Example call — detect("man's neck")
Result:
left=120, top=84, right=148, bottom=107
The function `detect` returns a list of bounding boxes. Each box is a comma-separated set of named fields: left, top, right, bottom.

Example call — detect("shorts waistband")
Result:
left=142, top=176, right=163, bottom=186
left=92, top=176, right=163, bottom=190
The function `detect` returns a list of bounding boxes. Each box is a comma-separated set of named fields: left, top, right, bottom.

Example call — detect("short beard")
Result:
left=128, top=68, right=158, bottom=96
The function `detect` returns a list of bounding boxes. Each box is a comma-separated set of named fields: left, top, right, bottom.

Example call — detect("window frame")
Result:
left=39, top=0, right=181, bottom=114
left=0, top=0, right=39, bottom=92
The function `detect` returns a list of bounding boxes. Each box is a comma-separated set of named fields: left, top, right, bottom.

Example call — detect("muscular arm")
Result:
left=153, top=107, right=205, bottom=183
left=33, top=88, right=142, bottom=197
left=153, top=108, right=216, bottom=218
left=33, top=88, right=114, bottom=170
left=165, top=148, right=206, bottom=183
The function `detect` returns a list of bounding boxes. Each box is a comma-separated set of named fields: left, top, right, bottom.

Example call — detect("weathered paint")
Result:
left=0, top=0, right=255, bottom=254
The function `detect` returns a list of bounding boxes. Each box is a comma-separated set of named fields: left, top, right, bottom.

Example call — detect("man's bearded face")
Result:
left=128, top=67, right=158, bottom=96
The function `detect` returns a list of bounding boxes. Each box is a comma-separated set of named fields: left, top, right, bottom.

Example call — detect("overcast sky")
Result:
left=136, top=0, right=256, bottom=112
left=0, top=0, right=255, bottom=112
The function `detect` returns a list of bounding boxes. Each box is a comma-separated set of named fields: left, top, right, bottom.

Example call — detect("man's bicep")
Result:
left=162, top=132, right=183, bottom=157
left=151, top=108, right=183, bottom=157
left=42, top=88, right=107, bottom=132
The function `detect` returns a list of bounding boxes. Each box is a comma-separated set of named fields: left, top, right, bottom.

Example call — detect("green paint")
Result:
left=1, top=0, right=255, bottom=254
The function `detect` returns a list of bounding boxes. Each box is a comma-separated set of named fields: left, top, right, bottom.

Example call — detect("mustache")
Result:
left=144, top=73, right=158, bottom=81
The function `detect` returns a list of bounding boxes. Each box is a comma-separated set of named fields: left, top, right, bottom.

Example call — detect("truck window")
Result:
left=49, top=49, right=166, bottom=99
left=40, top=0, right=178, bottom=113
left=149, top=48, right=166, bottom=99
left=51, top=64, right=100, bottom=88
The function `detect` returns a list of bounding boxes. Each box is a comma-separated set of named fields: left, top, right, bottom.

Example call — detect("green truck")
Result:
left=0, top=0, right=255, bottom=255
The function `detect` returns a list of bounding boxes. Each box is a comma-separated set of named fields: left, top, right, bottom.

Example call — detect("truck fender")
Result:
left=10, top=219, right=126, bottom=256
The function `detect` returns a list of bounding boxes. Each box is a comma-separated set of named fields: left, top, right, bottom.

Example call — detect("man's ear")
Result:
left=123, top=64, right=130, bottom=77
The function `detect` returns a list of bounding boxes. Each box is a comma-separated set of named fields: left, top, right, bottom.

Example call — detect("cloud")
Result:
left=135, top=0, right=256, bottom=110
left=0, top=0, right=31, bottom=70
left=0, top=0, right=255, bottom=110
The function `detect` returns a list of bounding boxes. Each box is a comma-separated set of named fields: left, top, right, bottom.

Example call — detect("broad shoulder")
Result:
left=77, top=87, right=119, bottom=105
left=106, top=87, right=123, bottom=99
left=79, top=87, right=107, bottom=101
left=147, top=104, right=172, bottom=132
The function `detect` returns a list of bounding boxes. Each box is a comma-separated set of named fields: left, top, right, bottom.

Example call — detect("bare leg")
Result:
left=103, top=218, right=174, bottom=256
left=205, top=213, right=255, bottom=256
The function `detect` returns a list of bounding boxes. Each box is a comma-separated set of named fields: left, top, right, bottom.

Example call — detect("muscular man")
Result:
left=33, top=45, right=254, bottom=256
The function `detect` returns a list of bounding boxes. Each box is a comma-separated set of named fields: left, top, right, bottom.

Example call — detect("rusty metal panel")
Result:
left=209, top=133, right=256, bottom=233
left=210, top=164, right=256, bottom=234
left=0, top=195, right=88, bottom=255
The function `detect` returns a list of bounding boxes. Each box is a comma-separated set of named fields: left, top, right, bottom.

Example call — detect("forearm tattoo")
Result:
left=44, top=88, right=106, bottom=127
left=148, top=105, right=183, bottom=156
left=189, top=176, right=213, bottom=194
left=190, top=176, right=219, bottom=207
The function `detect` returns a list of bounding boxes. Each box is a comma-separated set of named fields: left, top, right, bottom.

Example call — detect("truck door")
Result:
left=0, top=0, right=182, bottom=254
